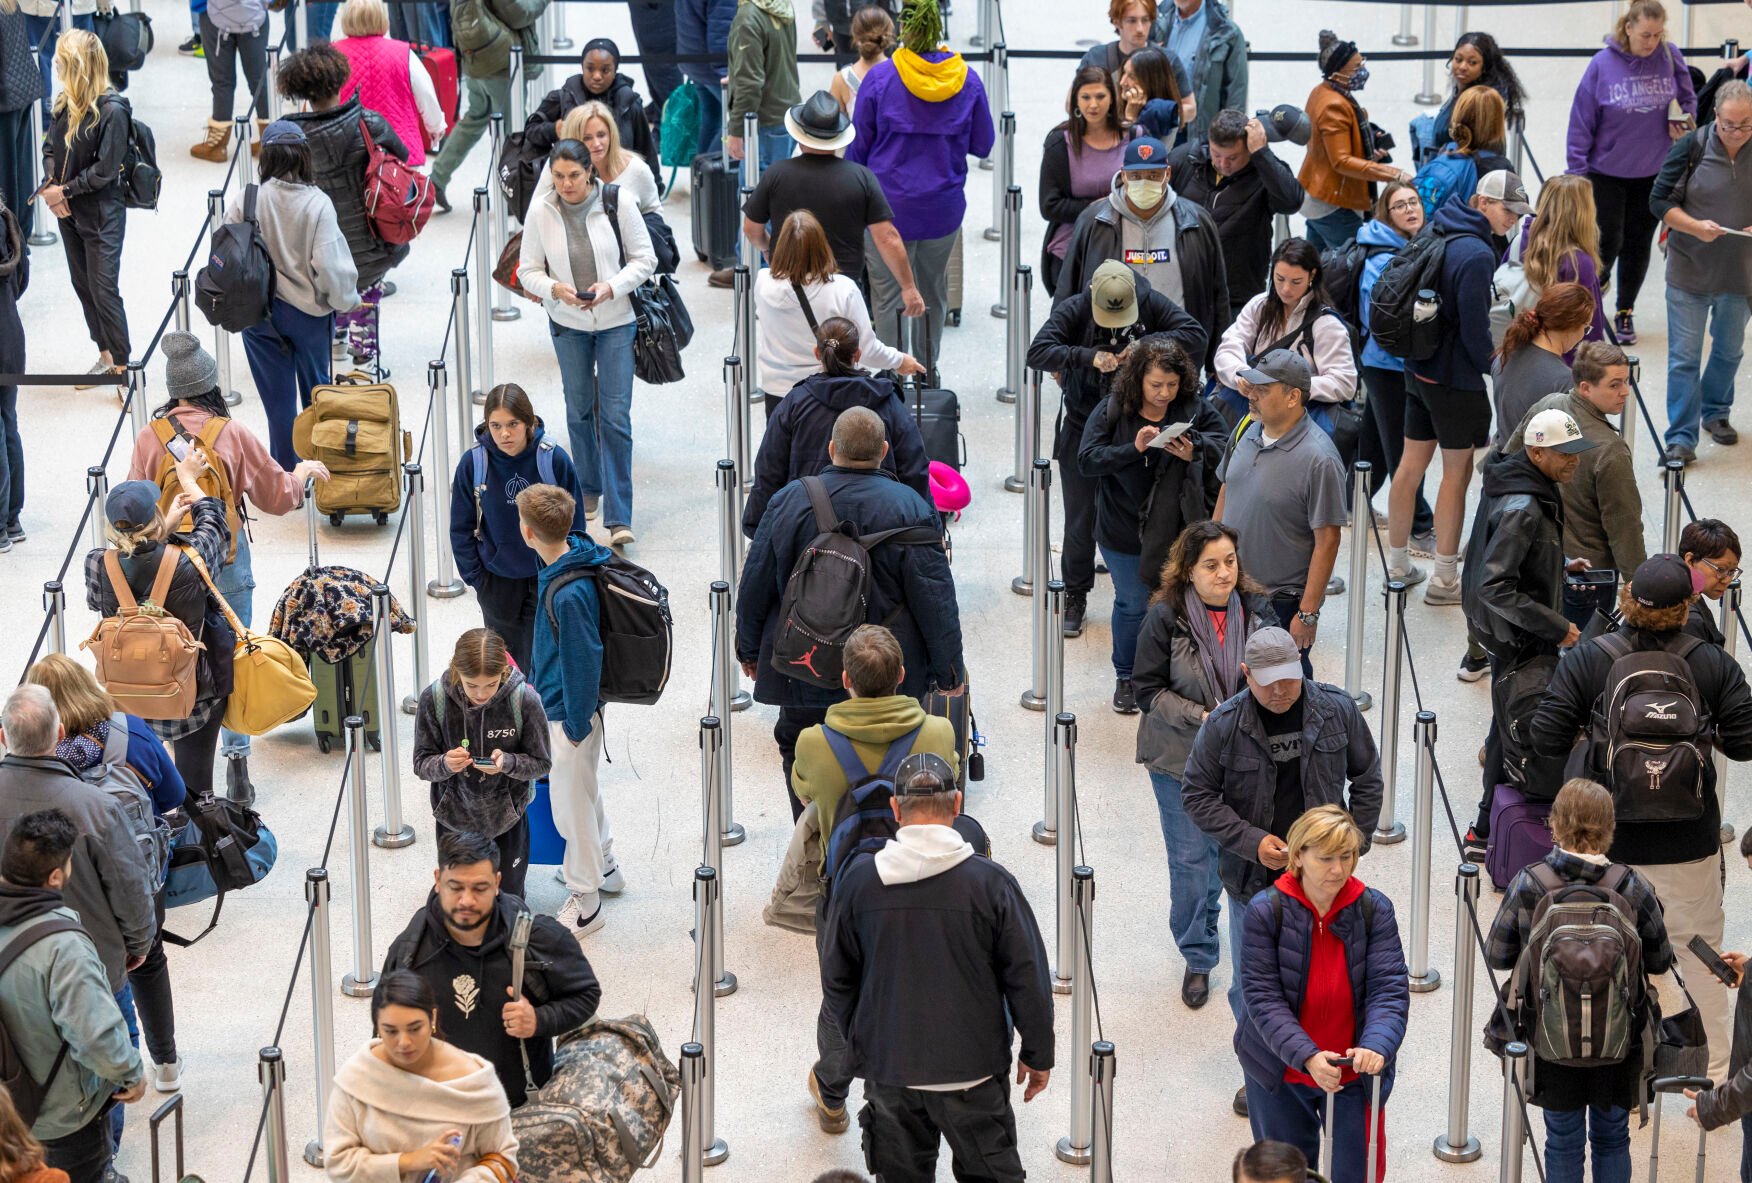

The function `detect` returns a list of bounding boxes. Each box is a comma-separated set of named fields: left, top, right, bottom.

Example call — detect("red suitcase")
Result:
left=413, top=44, right=459, bottom=135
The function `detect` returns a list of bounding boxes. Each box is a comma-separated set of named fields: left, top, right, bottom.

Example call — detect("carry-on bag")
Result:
left=162, top=792, right=277, bottom=947
left=1647, top=1074, right=1712, bottom=1182
left=899, top=315, right=964, bottom=469
left=293, top=372, right=411, bottom=525
left=180, top=547, right=317, bottom=736
left=1319, top=1057, right=1385, bottom=1183
left=1485, top=783, right=1555, bottom=890
left=689, top=152, right=740, bottom=271
left=310, top=647, right=382, bottom=753
left=412, top=43, right=459, bottom=135
left=924, top=679, right=983, bottom=787
left=82, top=551, right=205, bottom=721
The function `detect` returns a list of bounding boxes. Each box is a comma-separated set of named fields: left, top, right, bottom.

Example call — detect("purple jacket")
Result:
left=1566, top=38, right=1696, bottom=179
left=845, top=52, right=996, bottom=242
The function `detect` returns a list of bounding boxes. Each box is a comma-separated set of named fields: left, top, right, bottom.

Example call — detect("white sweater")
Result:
left=754, top=271, right=906, bottom=399
left=324, top=1042, right=517, bottom=1183
left=1213, top=291, right=1358, bottom=405
left=518, top=180, right=656, bottom=332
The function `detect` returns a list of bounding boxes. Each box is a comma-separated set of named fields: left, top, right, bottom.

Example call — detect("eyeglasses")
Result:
left=1717, top=120, right=1752, bottom=134
left=1388, top=199, right=1421, bottom=213
left=1700, top=556, right=1744, bottom=580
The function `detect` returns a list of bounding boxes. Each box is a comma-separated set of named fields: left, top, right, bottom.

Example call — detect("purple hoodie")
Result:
left=1566, top=38, right=1696, bottom=179
left=845, top=51, right=997, bottom=241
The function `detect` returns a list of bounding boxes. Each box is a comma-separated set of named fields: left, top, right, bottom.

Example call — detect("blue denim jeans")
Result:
left=1303, top=207, right=1364, bottom=254
left=109, top=983, right=140, bottom=1150
left=217, top=529, right=254, bottom=758
left=1664, top=288, right=1750, bottom=450
left=305, top=0, right=337, bottom=42
left=550, top=319, right=637, bottom=528
left=1097, top=544, right=1148, bottom=679
left=756, top=124, right=793, bottom=171
left=694, top=77, right=724, bottom=158
left=1148, top=770, right=1222, bottom=973
left=1543, top=1104, right=1630, bottom=1183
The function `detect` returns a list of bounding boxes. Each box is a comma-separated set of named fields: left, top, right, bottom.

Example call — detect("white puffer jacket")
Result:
left=1213, top=290, right=1358, bottom=405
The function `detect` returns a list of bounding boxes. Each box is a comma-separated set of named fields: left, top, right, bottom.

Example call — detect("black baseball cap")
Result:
left=1631, top=553, right=1695, bottom=609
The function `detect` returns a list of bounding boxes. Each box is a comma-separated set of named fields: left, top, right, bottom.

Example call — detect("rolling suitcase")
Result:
left=690, top=152, right=740, bottom=270
left=924, top=681, right=982, bottom=789
left=1319, top=1057, right=1385, bottom=1183
left=310, top=648, right=381, bottom=754
left=412, top=44, right=459, bottom=135
left=1485, top=783, right=1555, bottom=891
left=1648, top=1074, right=1712, bottom=1183
left=294, top=372, right=410, bottom=525
left=900, top=315, right=964, bottom=469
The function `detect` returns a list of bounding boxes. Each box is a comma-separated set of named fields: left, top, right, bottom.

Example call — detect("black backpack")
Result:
left=1319, top=239, right=1393, bottom=329
left=0, top=917, right=83, bottom=1127
left=1587, top=632, right=1712, bottom=823
left=194, top=184, right=275, bottom=332
left=1367, top=224, right=1450, bottom=361
left=98, top=96, right=158, bottom=211
left=770, top=476, right=941, bottom=689
left=496, top=129, right=545, bottom=223
left=542, top=555, right=674, bottom=705
left=1492, top=653, right=1565, bottom=797
left=94, top=10, right=152, bottom=72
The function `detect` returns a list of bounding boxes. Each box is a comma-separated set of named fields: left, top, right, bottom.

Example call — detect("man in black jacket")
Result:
left=383, top=831, right=601, bottom=1107
left=820, top=757, right=1052, bottom=1183
left=1166, top=110, right=1305, bottom=318
left=1531, top=553, right=1752, bottom=1087
left=1027, top=262, right=1207, bottom=635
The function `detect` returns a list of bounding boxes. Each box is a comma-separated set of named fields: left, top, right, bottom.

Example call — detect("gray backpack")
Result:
left=204, top=0, right=266, bottom=35
left=77, top=713, right=172, bottom=898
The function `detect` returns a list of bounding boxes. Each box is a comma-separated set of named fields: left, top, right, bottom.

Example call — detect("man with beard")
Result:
left=384, top=830, right=602, bottom=1106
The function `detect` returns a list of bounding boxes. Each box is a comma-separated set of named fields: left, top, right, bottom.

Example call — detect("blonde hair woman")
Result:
left=332, top=0, right=446, bottom=165
left=1513, top=173, right=1608, bottom=349
left=40, top=29, right=130, bottom=388
left=531, top=99, right=661, bottom=215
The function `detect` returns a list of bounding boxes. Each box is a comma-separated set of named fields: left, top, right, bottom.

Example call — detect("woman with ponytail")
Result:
left=1492, top=282, right=1596, bottom=439
left=742, top=316, right=932, bottom=536
left=1511, top=174, right=1608, bottom=353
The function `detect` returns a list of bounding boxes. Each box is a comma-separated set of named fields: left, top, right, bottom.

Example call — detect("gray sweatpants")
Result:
left=865, top=228, right=956, bottom=374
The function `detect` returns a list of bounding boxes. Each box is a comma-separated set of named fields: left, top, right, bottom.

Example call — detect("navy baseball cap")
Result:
left=1123, top=137, right=1169, bottom=170
left=105, top=480, right=161, bottom=531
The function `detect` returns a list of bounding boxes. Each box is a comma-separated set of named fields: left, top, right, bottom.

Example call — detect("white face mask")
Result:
left=1125, top=178, right=1166, bottom=207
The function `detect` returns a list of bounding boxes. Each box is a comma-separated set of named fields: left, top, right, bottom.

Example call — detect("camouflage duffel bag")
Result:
left=512, top=1015, right=681, bottom=1182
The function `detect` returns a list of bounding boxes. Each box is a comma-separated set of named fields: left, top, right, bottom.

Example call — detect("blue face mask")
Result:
left=1348, top=65, right=1371, bottom=91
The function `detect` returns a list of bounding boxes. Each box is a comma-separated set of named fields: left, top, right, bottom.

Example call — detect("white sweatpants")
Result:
left=1632, top=850, right=1732, bottom=1089
left=549, top=715, right=610, bottom=896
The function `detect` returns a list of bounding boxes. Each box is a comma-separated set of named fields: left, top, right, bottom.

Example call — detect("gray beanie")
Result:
left=162, top=331, right=219, bottom=401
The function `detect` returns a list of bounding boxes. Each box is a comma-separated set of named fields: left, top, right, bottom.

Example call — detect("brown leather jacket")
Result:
left=1297, top=81, right=1400, bottom=211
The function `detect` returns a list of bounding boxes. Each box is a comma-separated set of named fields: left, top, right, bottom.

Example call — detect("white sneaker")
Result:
left=600, top=864, right=626, bottom=895
left=1424, top=576, right=1463, bottom=606
left=74, top=359, right=117, bottom=390
left=608, top=525, right=635, bottom=547
left=555, top=890, right=604, bottom=937
left=1387, top=563, right=1428, bottom=588
left=152, top=1056, right=183, bottom=1093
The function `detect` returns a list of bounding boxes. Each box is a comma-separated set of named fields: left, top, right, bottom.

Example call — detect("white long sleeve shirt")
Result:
left=754, top=271, right=906, bottom=399
left=1213, top=290, right=1358, bottom=405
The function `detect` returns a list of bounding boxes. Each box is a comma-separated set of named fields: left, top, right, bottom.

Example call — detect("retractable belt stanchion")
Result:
left=987, top=110, right=1013, bottom=241
left=172, top=270, right=191, bottom=333
left=1499, top=1042, right=1528, bottom=1183
left=992, top=183, right=1020, bottom=335
left=699, top=718, right=736, bottom=995
left=709, top=583, right=747, bottom=842
left=127, top=361, right=147, bottom=437
left=1416, top=7, right=1443, bottom=104
left=1089, top=1041, right=1115, bottom=1183
left=305, top=477, right=319, bottom=569
left=1409, top=711, right=1442, bottom=992
left=1052, top=712, right=1077, bottom=994
left=511, top=45, right=528, bottom=133
left=1393, top=2, right=1417, bottom=44
left=972, top=0, right=989, bottom=48
left=1346, top=462, right=1372, bottom=710
left=723, top=355, right=752, bottom=493
left=1005, top=270, right=1034, bottom=476
left=292, top=0, right=307, bottom=50
left=266, top=46, right=283, bottom=120
left=1055, top=864, right=1095, bottom=1165
left=1434, top=863, right=1484, bottom=1162
left=258, top=1047, right=290, bottom=1183
left=303, top=868, right=335, bottom=1167
left=370, top=584, right=414, bottom=848
left=25, top=99, right=54, bottom=246
left=401, top=463, right=428, bottom=714
left=741, top=112, right=760, bottom=189
left=1663, top=458, right=1685, bottom=552
left=340, top=716, right=379, bottom=997
left=713, top=468, right=750, bottom=711
left=489, top=118, right=518, bottom=323
left=1374, top=581, right=1409, bottom=843
left=1621, top=356, right=1639, bottom=456
left=472, top=186, right=495, bottom=400
left=42, top=581, right=64, bottom=655
left=551, top=0, right=571, bottom=49
left=692, top=866, right=730, bottom=1166
left=1455, top=5, right=1470, bottom=40
left=733, top=266, right=761, bottom=410
left=427, top=360, right=464, bottom=597
left=86, top=467, right=108, bottom=553
left=1720, top=580, right=1742, bottom=845
left=680, top=1042, right=705, bottom=1182
left=207, top=190, right=242, bottom=406
left=1021, top=460, right=1051, bottom=708
left=451, top=269, right=475, bottom=433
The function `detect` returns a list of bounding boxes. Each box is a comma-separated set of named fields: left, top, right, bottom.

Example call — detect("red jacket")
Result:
left=1277, top=871, right=1365, bottom=1087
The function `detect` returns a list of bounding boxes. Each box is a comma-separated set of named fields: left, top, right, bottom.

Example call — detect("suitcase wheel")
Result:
left=695, top=248, right=707, bottom=263
left=946, top=309, right=961, bottom=328
left=317, top=735, right=332, bottom=754
left=367, top=733, right=382, bottom=753
left=373, top=512, right=388, bottom=526
left=329, top=513, right=344, bottom=527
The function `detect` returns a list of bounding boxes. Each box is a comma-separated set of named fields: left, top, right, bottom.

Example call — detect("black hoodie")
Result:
left=0, top=882, right=73, bottom=932
left=383, top=890, right=601, bottom=1107
left=524, top=72, right=661, bottom=182
left=1462, top=448, right=1569, bottom=658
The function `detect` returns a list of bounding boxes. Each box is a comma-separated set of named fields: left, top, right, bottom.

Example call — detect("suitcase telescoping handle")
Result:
left=1648, top=1076, right=1713, bottom=1183
left=1316, top=1055, right=1384, bottom=1183
left=150, top=1092, right=185, bottom=1183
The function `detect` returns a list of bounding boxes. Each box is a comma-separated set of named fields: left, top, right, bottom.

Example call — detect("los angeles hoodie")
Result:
left=323, top=1042, right=517, bottom=1183
left=1566, top=36, right=1696, bottom=179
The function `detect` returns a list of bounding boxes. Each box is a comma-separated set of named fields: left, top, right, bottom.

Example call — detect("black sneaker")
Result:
left=6, top=521, right=24, bottom=542
left=177, top=33, right=200, bottom=55
left=1457, top=652, right=1490, bottom=683
left=1665, top=443, right=1697, bottom=467
left=1112, top=678, right=1138, bottom=715
left=1462, top=827, right=1488, bottom=863
left=433, top=186, right=451, bottom=214
left=1232, top=1085, right=1249, bottom=1117
left=1062, top=592, right=1086, bottom=637
left=1706, top=418, right=1739, bottom=446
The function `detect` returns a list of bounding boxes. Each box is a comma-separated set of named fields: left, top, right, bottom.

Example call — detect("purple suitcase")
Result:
left=1486, top=783, right=1556, bottom=890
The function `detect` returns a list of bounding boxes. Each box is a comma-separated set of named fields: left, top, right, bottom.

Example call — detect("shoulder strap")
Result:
left=470, top=443, right=487, bottom=490
left=1268, top=885, right=1284, bottom=935
left=0, top=916, right=83, bottom=1092
left=149, top=417, right=177, bottom=453
left=196, top=415, right=229, bottom=453
left=1598, top=862, right=1633, bottom=898
left=1595, top=630, right=1634, bottom=663
left=801, top=475, right=838, bottom=535
left=244, top=183, right=259, bottom=227
left=104, top=551, right=138, bottom=611
left=1527, top=861, right=1564, bottom=896
left=1666, top=632, right=1705, bottom=663
left=791, top=281, right=820, bottom=333
left=876, top=723, right=926, bottom=780
left=542, top=568, right=594, bottom=639
left=102, top=712, right=129, bottom=767
left=819, top=725, right=872, bottom=785
left=535, top=439, right=556, bottom=487
left=602, top=182, right=627, bottom=269
left=174, top=543, right=245, bottom=638
left=147, top=547, right=180, bottom=610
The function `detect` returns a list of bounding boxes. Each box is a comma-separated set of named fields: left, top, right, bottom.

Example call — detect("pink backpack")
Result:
left=359, top=118, right=433, bottom=246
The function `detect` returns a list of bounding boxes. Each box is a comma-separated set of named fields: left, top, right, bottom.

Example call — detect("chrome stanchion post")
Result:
left=1090, top=1041, right=1115, bottom=1183
left=987, top=109, right=1013, bottom=239
left=340, top=717, right=379, bottom=997
left=723, top=355, right=752, bottom=493
left=472, top=187, right=495, bottom=399
left=551, top=0, right=571, bottom=49
left=86, top=467, right=108, bottom=553
left=1509, top=112, right=1525, bottom=175
left=698, top=718, right=736, bottom=995
left=1499, top=1042, right=1528, bottom=1183
left=127, top=362, right=148, bottom=438
left=733, top=266, right=761, bottom=408
left=25, top=99, right=54, bottom=246
left=1021, top=460, right=1051, bottom=701
left=1374, top=581, right=1409, bottom=843
left=992, top=179, right=1019, bottom=324
left=713, top=470, right=750, bottom=711
left=59, top=0, right=71, bottom=32
left=1006, top=364, right=1039, bottom=494
left=370, top=584, right=414, bottom=849
left=680, top=1043, right=705, bottom=1182
left=1409, top=711, right=1442, bottom=992
left=511, top=45, right=528, bottom=132
left=488, top=118, right=519, bottom=323
left=1052, top=713, right=1077, bottom=994
left=709, top=583, right=748, bottom=843
left=1393, top=2, right=1417, bottom=44
left=1455, top=5, right=1469, bottom=39
left=741, top=111, right=760, bottom=188
left=1434, top=863, right=1484, bottom=1162
left=1055, top=865, right=1095, bottom=1164
left=42, top=581, right=64, bottom=655
left=305, top=478, right=319, bottom=570
left=692, top=866, right=730, bottom=1165
left=1663, top=458, right=1685, bottom=552
left=997, top=258, right=1019, bottom=405
left=258, top=1047, right=290, bottom=1183
left=451, top=268, right=475, bottom=427
left=1621, top=355, right=1639, bottom=457
left=426, top=361, right=464, bottom=597
left=233, top=113, right=252, bottom=169
left=972, top=0, right=988, bottom=47
left=292, top=0, right=307, bottom=49
left=401, top=463, right=427, bottom=714
left=1719, top=580, right=1742, bottom=844
left=1346, top=462, right=1373, bottom=710
left=172, top=270, right=191, bottom=332
left=266, top=46, right=283, bottom=120
left=1416, top=7, right=1443, bottom=104
left=207, top=191, right=242, bottom=406
left=302, top=869, right=335, bottom=1168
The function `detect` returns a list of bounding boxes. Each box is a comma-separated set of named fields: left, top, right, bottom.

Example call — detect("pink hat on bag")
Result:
left=929, top=461, right=970, bottom=514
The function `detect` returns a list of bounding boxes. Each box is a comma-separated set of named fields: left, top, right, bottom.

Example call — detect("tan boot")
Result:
left=252, top=117, right=267, bottom=158
left=189, top=118, right=230, bottom=162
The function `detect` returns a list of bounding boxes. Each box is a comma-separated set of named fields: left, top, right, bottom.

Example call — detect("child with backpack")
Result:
left=1485, top=779, right=1674, bottom=1183
left=412, top=629, right=552, bottom=900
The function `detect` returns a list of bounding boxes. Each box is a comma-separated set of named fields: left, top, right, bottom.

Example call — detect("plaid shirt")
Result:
left=1484, top=847, right=1674, bottom=976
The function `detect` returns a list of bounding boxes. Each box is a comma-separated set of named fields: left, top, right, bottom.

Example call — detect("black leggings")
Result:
left=171, top=705, right=226, bottom=802
left=1588, top=171, right=1659, bottom=312
left=1361, top=365, right=1434, bottom=536
left=61, top=199, right=129, bottom=363
left=128, top=890, right=176, bottom=1064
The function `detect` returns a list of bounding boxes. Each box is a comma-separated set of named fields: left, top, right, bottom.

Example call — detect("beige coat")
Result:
left=324, top=1042, right=517, bottom=1183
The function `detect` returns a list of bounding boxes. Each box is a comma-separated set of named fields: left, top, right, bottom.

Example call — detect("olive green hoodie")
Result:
left=792, top=693, right=959, bottom=869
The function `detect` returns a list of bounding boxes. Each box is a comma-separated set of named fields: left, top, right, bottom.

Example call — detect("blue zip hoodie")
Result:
left=533, top=532, right=612, bottom=743
left=1354, top=217, right=1408, bottom=373
left=450, top=422, right=587, bottom=584
left=1406, top=197, right=1497, bottom=392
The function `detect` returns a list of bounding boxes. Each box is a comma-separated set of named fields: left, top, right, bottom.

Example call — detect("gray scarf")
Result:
left=1182, top=586, right=1246, bottom=705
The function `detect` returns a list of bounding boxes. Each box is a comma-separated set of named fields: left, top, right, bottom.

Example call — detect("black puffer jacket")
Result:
left=524, top=72, right=660, bottom=181
left=1461, top=448, right=1568, bottom=659
left=284, top=98, right=410, bottom=289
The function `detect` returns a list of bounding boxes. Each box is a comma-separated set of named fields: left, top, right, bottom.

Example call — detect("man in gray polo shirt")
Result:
left=1653, top=79, right=1752, bottom=464
left=1213, top=349, right=1348, bottom=675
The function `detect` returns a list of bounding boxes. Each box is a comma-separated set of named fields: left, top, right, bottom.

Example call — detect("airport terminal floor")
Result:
left=7, top=0, right=1752, bottom=1177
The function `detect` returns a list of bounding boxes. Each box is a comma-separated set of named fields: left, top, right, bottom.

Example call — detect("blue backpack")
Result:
left=469, top=438, right=556, bottom=539
left=1413, top=146, right=1479, bottom=217
left=820, top=724, right=924, bottom=891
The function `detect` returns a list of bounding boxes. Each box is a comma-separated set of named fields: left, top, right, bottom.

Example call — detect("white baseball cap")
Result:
left=1523, top=409, right=1599, bottom=455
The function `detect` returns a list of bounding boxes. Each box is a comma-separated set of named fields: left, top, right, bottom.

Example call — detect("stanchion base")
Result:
left=714, top=971, right=738, bottom=998
left=1373, top=821, right=1407, bottom=845
left=1723, top=823, right=1737, bottom=844
left=729, top=689, right=752, bottom=712
left=1003, top=473, right=1025, bottom=492
left=720, top=823, right=746, bottom=847
left=983, top=228, right=1001, bottom=244
left=491, top=306, right=522, bottom=322
left=427, top=579, right=466, bottom=599
left=1408, top=968, right=1442, bottom=993
left=1391, top=34, right=1418, bottom=45
left=553, top=36, right=574, bottom=48
left=1032, top=821, right=1057, bottom=846
left=990, top=304, right=1009, bottom=321
left=978, top=159, right=994, bottom=171
left=473, top=388, right=487, bottom=405
left=373, top=824, right=416, bottom=849
left=1432, top=1135, right=1482, bottom=1163
left=340, top=972, right=378, bottom=998
left=401, top=695, right=418, bottom=715
left=1051, top=974, right=1072, bottom=997
left=995, top=387, right=1017, bottom=404
left=703, top=1138, right=729, bottom=1167
left=1054, top=1137, right=1092, bottom=1166
left=1011, top=576, right=1033, bottom=596
left=1415, top=92, right=1443, bottom=106
left=223, top=389, right=243, bottom=407
left=1020, top=690, right=1046, bottom=711
left=26, top=231, right=56, bottom=247
left=303, top=1141, right=325, bottom=1168
left=1351, top=690, right=1373, bottom=711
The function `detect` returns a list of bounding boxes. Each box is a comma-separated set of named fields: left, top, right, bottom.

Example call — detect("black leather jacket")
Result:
left=1462, top=448, right=1569, bottom=659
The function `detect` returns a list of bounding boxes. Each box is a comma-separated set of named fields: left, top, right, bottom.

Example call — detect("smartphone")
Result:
left=471, top=757, right=497, bottom=771
left=1688, top=934, right=1740, bottom=986
left=165, top=433, right=192, bottom=462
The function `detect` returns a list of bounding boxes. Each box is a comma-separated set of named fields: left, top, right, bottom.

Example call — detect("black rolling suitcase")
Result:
left=900, top=315, right=963, bottom=469
left=924, top=680, right=982, bottom=789
left=690, top=152, right=740, bottom=270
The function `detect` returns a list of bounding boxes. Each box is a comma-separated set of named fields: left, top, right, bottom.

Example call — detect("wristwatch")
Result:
left=1296, top=609, right=1321, bottom=627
